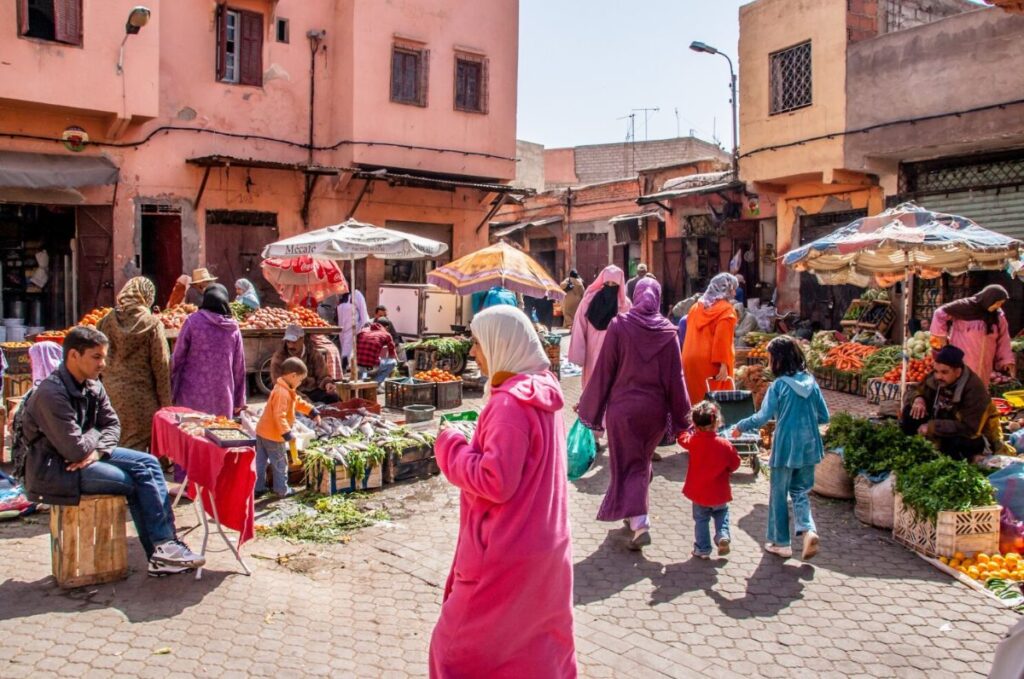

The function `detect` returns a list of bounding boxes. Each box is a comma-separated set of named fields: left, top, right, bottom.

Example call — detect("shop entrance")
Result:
left=799, top=209, right=866, bottom=330
left=205, top=210, right=281, bottom=306
left=140, top=205, right=183, bottom=308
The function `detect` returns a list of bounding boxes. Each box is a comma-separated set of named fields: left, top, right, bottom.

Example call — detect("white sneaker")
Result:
left=764, top=542, right=793, bottom=558
left=151, top=540, right=206, bottom=569
left=147, top=560, right=194, bottom=577
left=802, top=531, right=820, bottom=560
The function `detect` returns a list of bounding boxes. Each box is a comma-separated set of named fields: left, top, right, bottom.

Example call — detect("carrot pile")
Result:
left=883, top=355, right=933, bottom=384
left=822, top=343, right=878, bottom=373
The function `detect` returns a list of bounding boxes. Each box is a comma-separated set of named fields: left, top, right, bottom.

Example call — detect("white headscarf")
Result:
left=700, top=272, right=739, bottom=308
left=471, top=305, right=550, bottom=390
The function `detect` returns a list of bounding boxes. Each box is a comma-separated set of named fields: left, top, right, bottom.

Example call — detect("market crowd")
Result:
left=9, top=263, right=1021, bottom=678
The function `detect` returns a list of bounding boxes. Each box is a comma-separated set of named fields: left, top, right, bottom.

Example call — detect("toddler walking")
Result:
left=733, top=336, right=829, bottom=560
left=255, top=357, right=320, bottom=497
left=678, top=400, right=741, bottom=559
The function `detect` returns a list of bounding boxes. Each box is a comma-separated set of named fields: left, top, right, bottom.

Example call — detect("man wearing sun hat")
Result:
left=185, top=267, right=218, bottom=307
left=902, top=344, right=1006, bottom=461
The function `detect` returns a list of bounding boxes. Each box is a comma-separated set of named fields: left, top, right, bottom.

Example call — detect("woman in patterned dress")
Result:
left=97, top=276, right=173, bottom=450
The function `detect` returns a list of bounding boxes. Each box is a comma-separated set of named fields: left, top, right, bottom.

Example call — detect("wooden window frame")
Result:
left=390, top=43, right=429, bottom=107
left=454, top=52, right=489, bottom=114
left=216, top=5, right=264, bottom=87
left=17, top=0, right=83, bottom=47
left=275, top=17, right=289, bottom=44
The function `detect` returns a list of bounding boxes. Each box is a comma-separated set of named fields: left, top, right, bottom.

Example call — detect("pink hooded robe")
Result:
left=567, top=265, right=630, bottom=388
left=930, top=307, right=1013, bottom=388
left=431, top=371, right=576, bottom=678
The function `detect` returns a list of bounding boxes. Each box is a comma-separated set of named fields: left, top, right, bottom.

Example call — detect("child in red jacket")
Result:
left=678, top=400, right=741, bottom=559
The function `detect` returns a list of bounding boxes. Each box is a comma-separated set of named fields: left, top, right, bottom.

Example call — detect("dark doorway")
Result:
left=575, top=232, right=608, bottom=287
left=141, top=207, right=183, bottom=308
left=799, top=209, right=867, bottom=330
left=654, top=237, right=685, bottom=313
left=205, top=211, right=281, bottom=306
left=77, top=206, right=115, bottom=313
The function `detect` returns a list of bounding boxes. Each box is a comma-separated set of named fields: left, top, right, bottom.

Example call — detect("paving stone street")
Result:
left=0, top=377, right=1019, bottom=678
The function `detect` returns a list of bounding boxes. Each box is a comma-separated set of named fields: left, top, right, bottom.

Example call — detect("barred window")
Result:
left=769, top=41, right=812, bottom=115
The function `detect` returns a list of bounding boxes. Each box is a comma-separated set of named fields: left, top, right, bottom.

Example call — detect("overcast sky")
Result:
left=516, top=0, right=745, bottom=150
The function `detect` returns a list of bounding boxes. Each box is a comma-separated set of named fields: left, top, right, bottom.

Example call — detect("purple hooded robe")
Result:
left=577, top=278, right=692, bottom=522
left=171, top=310, right=247, bottom=417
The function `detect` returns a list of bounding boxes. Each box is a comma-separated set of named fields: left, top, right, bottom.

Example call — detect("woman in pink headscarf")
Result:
left=567, top=265, right=630, bottom=388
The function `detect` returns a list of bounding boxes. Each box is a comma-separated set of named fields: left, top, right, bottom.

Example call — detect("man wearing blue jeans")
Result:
left=21, top=326, right=204, bottom=577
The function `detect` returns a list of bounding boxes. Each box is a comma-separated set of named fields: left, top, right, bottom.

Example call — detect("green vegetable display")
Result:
left=229, top=300, right=253, bottom=322
left=402, top=337, right=472, bottom=357
left=860, top=345, right=903, bottom=380
left=826, top=414, right=939, bottom=477
left=895, top=457, right=996, bottom=522
left=1012, top=337, right=1024, bottom=354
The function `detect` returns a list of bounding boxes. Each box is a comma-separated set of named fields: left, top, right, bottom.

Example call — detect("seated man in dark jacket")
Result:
left=23, top=327, right=205, bottom=576
left=901, top=344, right=1004, bottom=462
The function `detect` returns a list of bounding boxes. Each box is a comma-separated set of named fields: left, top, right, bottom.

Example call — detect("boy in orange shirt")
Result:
left=255, top=357, right=320, bottom=497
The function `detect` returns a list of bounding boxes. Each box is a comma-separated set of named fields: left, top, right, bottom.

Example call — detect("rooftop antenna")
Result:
left=632, top=107, right=660, bottom=141
left=674, top=107, right=680, bottom=137
left=617, top=112, right=637, bottom=175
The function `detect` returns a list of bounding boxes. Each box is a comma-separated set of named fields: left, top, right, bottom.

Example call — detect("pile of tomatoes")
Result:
left=882, top=355, right=934, bottom=384
left=415, top=369, right=460, bottom=383
left=78, top=308, right=111, bottom=328
left=289, top=306, right=331, bottom=328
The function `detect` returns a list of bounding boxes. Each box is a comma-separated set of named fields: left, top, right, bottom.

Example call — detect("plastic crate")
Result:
left=893, top=494, right=1001, bottom=558
left=1, top=345, right=31, bottom=375
left=320, top=398, right=382, bottom=418
left=383, top=444, right=438, bottom=484
left=315, top=464, right=383, bottom=494
left=857, top=301, right=896, bottom=335
left=384, top=378, right=435, bottom=410
left=434, top=380, right=463, bottom=410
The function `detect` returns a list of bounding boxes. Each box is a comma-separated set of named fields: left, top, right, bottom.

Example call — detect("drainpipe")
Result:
left=305, top=30, right=326, bottom=226
left=565, top=187, right=574, bottom=270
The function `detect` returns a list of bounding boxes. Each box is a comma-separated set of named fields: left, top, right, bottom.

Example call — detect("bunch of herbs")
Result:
left=895, top=457, right=996, bottom=522
left=256, top=493, right=389, bottom=543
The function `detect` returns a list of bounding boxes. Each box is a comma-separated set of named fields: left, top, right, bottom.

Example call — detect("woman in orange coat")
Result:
left=682, top=273, right=739, bottom=404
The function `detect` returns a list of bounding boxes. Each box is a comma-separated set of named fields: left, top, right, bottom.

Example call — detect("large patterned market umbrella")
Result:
left=783, top=202, right=1022, bottom=404
left=260, top=256, right=348, bottom=305
left=783, top=202, right=1021, bottom=287
left=427, top=241, right=565, bottom=300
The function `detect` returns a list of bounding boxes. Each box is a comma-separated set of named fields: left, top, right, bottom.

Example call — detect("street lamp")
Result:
left=117, top=6, right=151, bottom=73
left=690, top=40, right=738, bottom=179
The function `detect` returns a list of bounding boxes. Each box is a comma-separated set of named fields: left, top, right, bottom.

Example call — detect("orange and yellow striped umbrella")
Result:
left=427, top=241, right=565, bottom=300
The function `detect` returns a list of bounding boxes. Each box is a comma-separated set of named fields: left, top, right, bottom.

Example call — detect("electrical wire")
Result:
left=739, top=97, right=1024, bottom=160
left=0, top=125, right=516, bottom=162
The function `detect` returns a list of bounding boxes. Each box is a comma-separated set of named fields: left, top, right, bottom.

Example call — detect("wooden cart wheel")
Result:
left=751, top=455, right=762, bottom=476
left=256, top=356, right=275, bottom=395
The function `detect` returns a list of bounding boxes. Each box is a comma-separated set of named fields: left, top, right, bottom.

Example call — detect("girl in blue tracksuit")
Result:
left=733, top=336, right=830, bottom=560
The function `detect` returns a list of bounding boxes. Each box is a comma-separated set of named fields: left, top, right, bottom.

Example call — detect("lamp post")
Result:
left=117, top=6, right=151, bottom=74
left=689, top=41, right=738, bottom=179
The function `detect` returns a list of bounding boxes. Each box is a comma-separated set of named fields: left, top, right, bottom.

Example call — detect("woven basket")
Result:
left=812, top=451, right=854, bottom=499
left=854, top=474, right=895, bottom=529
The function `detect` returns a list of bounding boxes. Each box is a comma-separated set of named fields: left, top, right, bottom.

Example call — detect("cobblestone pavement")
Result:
left=0, top=379, right=1018, bottom=678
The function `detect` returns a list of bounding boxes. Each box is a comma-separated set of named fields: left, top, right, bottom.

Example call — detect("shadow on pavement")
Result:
left=707, top=552, right=816, bottom=619
left=0, top=513, right=51, bottom=540
left=649, top=556, right=725, bottom=606
left=0, top=548, right=232, bottom=624
left=573, top=528, right=664, bottom=605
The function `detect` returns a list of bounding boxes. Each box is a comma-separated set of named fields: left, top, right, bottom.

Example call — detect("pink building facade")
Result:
left=0, top=0, right=520, bottom=326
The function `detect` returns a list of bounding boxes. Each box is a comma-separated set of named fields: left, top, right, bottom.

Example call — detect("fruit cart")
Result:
left=166, top=326, right=339, bottom=394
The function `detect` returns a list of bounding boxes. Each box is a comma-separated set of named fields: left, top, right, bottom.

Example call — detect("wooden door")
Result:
left=659, top=237, right=685, bottom=310
left=575, top=232, right=608, bottom=286
left=76, top=206, right=115, bottom=312
left=141, top=214, right=182, bottom=307
left=205, top=223, right=281, bottom=306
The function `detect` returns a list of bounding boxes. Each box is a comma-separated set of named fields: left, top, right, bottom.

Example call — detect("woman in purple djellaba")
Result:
left=171, top=284, right=247, bottom=418
left=577, top=277, right=692, bottom=550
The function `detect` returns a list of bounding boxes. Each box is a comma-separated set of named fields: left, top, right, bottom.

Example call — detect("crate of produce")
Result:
left=813, top=366, right=835, bottom=391
left=3, top=373, right=32, bottom=401
left=841, top=299, right=870, bottom=328
left=1, top=343, right=31, bottom=375
left=893, top=494, right=1001, bottom=558
left=315, top=464, right=384, bottom=495
left=384, top=378, right=435, bottom=410
left=833, top=371, right=864, bottom=396
left=434, top=380, right=463, bottom=410
left=204, top=427, right=257, bottom=448
left=383, top=443, right=438, bottom=484
left=857, top=301, right=896, bottom=335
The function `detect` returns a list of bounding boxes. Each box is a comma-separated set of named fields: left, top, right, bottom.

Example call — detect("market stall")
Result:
left=784, top=202, right=1022, bottom=405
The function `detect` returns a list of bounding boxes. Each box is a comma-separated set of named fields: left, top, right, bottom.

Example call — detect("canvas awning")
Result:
left=637, top=179, right=744, bottom=205
left=0, top=151, right=119, bottom=189
left=491, top=215, right=562, bottom=238
left=608, top=210, right=665, bottom=224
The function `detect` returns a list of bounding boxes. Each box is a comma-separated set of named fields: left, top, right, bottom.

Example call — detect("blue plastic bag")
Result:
left=989, top=462, right=1024, bottom=521
left=566, top=418, right=596, bottom=481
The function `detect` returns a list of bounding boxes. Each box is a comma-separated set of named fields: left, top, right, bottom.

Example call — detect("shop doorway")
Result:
left=575, top=232, right=608, bottom=286
left=799, top=209, right=866, bottom=330
left=205, top=210, right=281, bottom=306
left=140, top=205, right=183, bottom=308
left=653, top=237, right=685, bottom=312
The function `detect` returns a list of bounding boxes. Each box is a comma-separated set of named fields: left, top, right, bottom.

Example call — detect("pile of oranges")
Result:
left=747, top=342, right=770, bottom=360
left=289, top=306, right=331, bottom=328
left=78, top=307, right=111, bottom=328
left=414, top=369, right=460, bottom=383
left=941, top=551, right=1023, bottom=581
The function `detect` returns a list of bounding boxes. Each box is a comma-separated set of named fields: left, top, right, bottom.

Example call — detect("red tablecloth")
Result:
left=151, top=407, right=256, bottom=545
